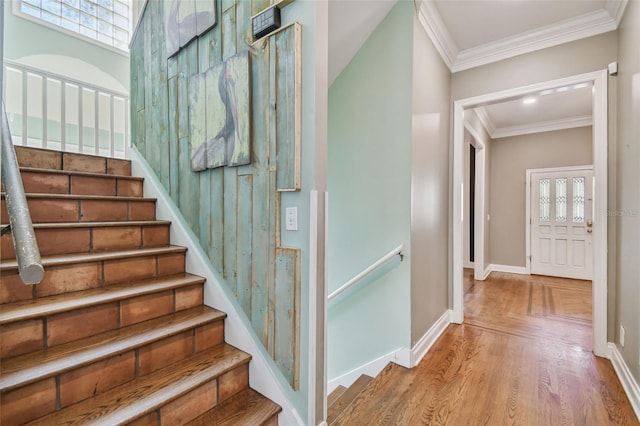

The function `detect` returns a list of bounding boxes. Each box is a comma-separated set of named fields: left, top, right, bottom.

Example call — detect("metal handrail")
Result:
left=1, top=101, right=44, bottom=284
left=328, top=245, right=404, bottom=302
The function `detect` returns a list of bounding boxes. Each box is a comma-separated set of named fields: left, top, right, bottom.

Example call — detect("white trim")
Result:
left=489, top=264, right=529, bottom=275
left=463, top=120, right=488, bottom=282
left=308, top=190, right=320, bottom=426
left=492, top=115, right=593, bottom=139
left=416, top=1, right=457, bottom=70
left=452, top=70, right=609, bottom=357
left=463, top=261, right=474, bottom=269
left=327, top=348, right=409, bottom=395
left=525, top=165, right=593, bottom=275
left=605, top=0, right=630, bottom=26
left=608, top=343, right=640, bottom=422
left=473, top=107, right=496, bottom=136
left=411, top=310, right=452, bottom=367
left=129, top=148, right=303, bottom=426
left=418, top=0, right=625, bottom=72
left=480, top=267, right=491, bottom=281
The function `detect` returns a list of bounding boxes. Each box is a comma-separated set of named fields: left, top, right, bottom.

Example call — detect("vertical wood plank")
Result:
left=250, top=38, right=271, bottom=345
left=136, top=109, right=146, bottom=156
left=236, top=0, right=251, bottom=52
left=223, top=169, right=238, bottom=295
left=274, top=247, right=300, bottom=388
left=210, top=167, right=224, bottom=274
left=222, top=5, right=237, bottom=61
left=185, top=41, right=201, bottom=236
left=168, top=57, right=178, bottom=79
left=266, top=170, right=278, bottom=355
left=237, top=174, right=253, bottom=315
left=199, top=169, right=212, bottom=255
left=275, top=24, right=301, bottom=191
left=168, top=77, right=179, bottom=198
left=198, top=32, right=211, bottom=74
left=156, top=1, right=170, bottom=191
left=268, top=36, right=277, bottom=169
left=251, top=0, right=271, bottom=15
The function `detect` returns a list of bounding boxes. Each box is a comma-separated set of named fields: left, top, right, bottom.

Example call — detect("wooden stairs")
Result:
left=0, top=147, right=281, bottom=425
left=327, top=374, right=373, bottom=425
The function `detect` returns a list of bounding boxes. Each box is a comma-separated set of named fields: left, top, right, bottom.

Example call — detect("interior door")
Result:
left=531, top=167, right=593, bottom=280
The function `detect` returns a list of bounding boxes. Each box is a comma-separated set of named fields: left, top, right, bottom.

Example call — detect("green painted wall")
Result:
left=328, top=1, right=413, bottom=379
left=3, top=0, right=129, bottom=90
left=130, top=0, right=321, bottom=418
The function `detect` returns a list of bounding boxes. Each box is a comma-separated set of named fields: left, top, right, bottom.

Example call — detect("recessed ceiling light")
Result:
left=523, top=97, right=537, bottom=105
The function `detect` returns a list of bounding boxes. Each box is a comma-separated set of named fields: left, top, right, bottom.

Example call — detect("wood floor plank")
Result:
left=334, top=272, right=639, bottom=425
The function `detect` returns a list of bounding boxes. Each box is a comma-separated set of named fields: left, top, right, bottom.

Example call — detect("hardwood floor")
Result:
left=332, top=271, right=638, bottom=425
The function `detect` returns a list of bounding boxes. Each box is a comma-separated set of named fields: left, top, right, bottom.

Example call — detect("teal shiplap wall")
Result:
left=130, top=0, right=302, bottom=389
left=328, top=2, right=413, bottom=379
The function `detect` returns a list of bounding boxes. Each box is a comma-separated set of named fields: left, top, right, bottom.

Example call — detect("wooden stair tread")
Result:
left=186, top=388, right=281, bottom=426
left=327, top=375, right=373, bottom=424
left=328, top=385, right=348, bottom=408
left=0, top=192, right=155, bottom=202
left=25, top=344, right=251, bottom=426
left=0, top=272, right=204, bottom=324
left=1, top=305, right=225, bottom=392
left=1, top=245, right=186, bottom=271
left=0, top=220, right=171, bottom=228
left=19, top=166, right=144, bottom=181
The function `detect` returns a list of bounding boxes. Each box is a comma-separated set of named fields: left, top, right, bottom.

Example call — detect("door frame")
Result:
left=525, top=165, right=594, bottom=276
left=464, top=121, right=488, bottom=281
left=451, top=70, right=609, bottom=357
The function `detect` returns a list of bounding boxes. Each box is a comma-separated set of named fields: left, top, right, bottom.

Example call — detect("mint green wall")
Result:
left=328, top=2, right=413, bottom=379
left=130, top=0, right=321, bottom=419
left=3, top=0, right=129, bottom=89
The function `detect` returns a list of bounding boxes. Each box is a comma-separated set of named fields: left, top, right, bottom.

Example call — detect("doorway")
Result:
left=527, top=166, right=594, bottom=280
left=452, top=70, right=609, bottom=357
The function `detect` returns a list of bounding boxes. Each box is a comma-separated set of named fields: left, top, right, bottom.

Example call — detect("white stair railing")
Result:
left=328, top=245, right=404, bottom=306
left=2, top=59, right=130, bottom=158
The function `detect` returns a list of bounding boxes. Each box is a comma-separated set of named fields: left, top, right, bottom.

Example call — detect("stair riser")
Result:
left=0, top=284, right=204, bottom=360
left=1, top=224, right=170, bottom=260
left=1, top=252, right=185, bottom=303
left=0, top=320, right=224, bottom=425
left=1, top=198, right=156, bottom=223
left=15, top=171, right=143, bottom=197
left=140, top=363, right=249, bottom=426
left=15, top=147, right=131, bottom=176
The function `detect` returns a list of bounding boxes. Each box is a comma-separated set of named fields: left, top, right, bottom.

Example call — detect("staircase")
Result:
left=0, top=147, right=281, bottom=425
left=327, top=374, right=373, bottom=424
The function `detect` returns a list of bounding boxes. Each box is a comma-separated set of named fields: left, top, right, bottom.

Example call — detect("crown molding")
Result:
left=473, top=107, right=496, bottom=136
left=417, top=0, right=457, bottom=70
left=491, top=115, right=593, bottom=139
left=418, top=0, right=626, bottom=73
left=452, top=10, right=617, bottom=72
left=605, top=0, right=629, bottom=26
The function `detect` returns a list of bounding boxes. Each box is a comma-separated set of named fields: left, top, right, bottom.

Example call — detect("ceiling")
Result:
left=329, top=0, right=627, bottom=137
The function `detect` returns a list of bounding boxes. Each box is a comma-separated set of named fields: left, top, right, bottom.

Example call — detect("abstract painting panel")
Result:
left=189, top=51, right=251, bottom=171
left=166, top=0, right=217, bottom=57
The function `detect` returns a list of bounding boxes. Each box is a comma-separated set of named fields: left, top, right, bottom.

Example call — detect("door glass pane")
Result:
left=556, top=178, right=567, bottom=222
left=573, top=177, right=585, bottom=223
left=539, top=178, right=550, bottom=222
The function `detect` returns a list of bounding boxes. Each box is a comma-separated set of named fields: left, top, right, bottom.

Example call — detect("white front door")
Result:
left=530, top=167, right=593, bottom=280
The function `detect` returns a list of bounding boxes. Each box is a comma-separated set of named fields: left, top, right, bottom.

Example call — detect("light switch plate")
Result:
left=285, top=207, right=298, bottom=231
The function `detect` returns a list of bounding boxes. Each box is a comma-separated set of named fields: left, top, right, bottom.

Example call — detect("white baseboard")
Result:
left=411, top=310, right=452, bottom=367
left=489, top=264, right=529, bottom=275
left=478, top=266, right=491, bottom=281
left=327, top=348, right=408, bottom=395
left=463, top=261, right=474, bottom=269
left=130, top=149, right=303, bottom=426
left=609, top=343, right=640, bottom=422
